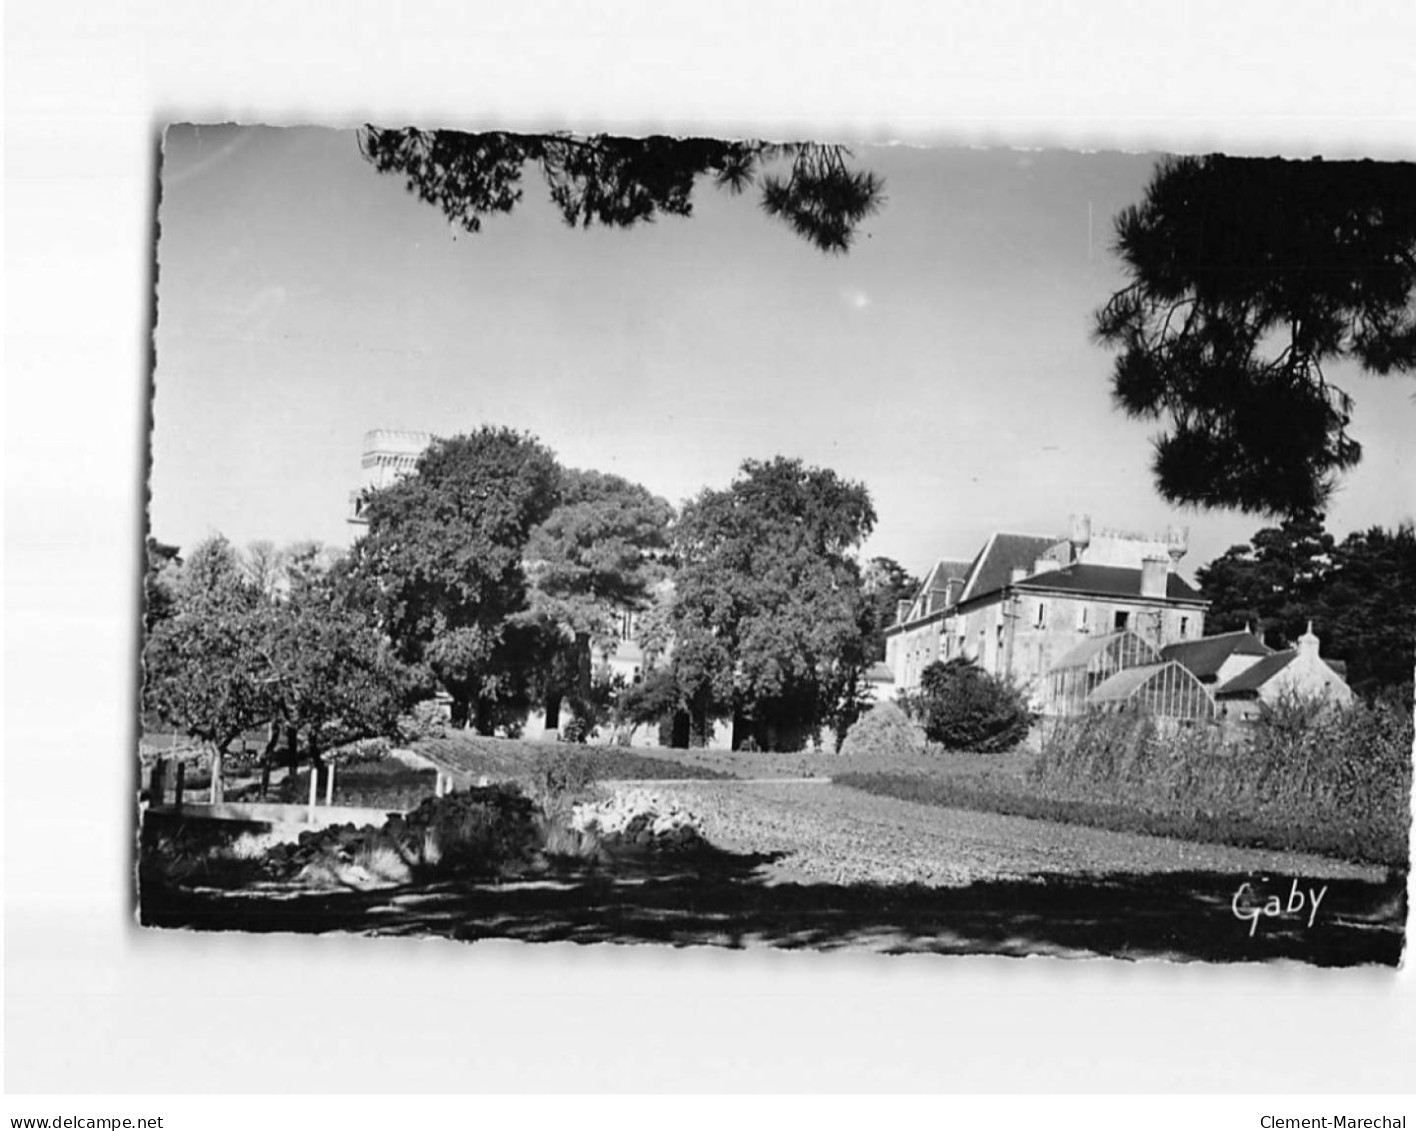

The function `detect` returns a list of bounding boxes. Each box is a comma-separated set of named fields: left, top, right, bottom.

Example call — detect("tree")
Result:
left=358, top=128, right=886, bottom=254
left=1196, top=516, right=1416, bottom=698
left=261, top=561, right=419, bottom=777
left=1312, top=523, right=1416, bottom=698
left=1195, top=512, right=1336, bottom=648
left=519, top=468, right=673, bottom=730
left=143, top=535, right=272, bottom=800
left=352, top=427, right=561, bottom=731
left=670, top=456, right=876, bottom=751
left=142, top=536, right=183, bottom=636
left=902, top=658, right=1034, bottom=753
left=860, top=555, right=921, bottom=662
left=1095, top=155, right=1416, bottom=515
left=241, top=539, right=284, bottom=598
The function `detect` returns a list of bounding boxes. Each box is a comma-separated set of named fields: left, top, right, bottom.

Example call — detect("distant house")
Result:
left=885, top=515, right=1208, bottom=712
left=864, top=661, right=897, bottom=703
left=1211, top=624, right=1354, bottom=721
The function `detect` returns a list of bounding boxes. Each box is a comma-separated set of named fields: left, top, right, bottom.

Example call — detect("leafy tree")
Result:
left=520, top=468, right=674, bottom=728
left=670, top=456, right=876, bottom=751
left=902, top=658, right=1034, bottom=754
left=1313, top=523, right=1416, bottom=698
left=860, top=556, right=921, bottom=662
left=142, top=536, right=183, bottom=636
left=260, top=562, right=420, bottom=776
left=143, top=536, right=272, bottom=799
left=1196, top=515, right=1416, bottom=697
left=1195, top=512, right=1336, bottom=648
left=352, top=427, right=561, bottom=731
left=358, top=128, right=886, bottom=254
left=1095, top=155, right=1416, bottom=515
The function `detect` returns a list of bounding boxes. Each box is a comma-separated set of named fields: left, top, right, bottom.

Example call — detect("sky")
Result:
left=150, top=125, right=1415, bottom=581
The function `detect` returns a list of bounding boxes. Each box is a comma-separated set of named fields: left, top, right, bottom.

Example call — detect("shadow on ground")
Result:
left=138, top=848, right=1408, bottom=966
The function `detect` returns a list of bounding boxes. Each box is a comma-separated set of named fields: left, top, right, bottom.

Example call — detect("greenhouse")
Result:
left=1086, top=660, right=1218, bottom=721
left=1045, top=630, right=1159, bottom=717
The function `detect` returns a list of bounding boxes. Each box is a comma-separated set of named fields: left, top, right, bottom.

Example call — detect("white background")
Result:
left=6, top=0, right=1415, bottom=1094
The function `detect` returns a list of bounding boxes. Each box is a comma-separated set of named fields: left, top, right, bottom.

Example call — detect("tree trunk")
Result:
left=473, top=697, right=496, bottom=736
left=209, top=744, right=224, bottom=804
left=449, top=694, right=471, bottom=730
left=574, top=632, right=593, bottom=705
left=260, top=722, right=280, bottom=799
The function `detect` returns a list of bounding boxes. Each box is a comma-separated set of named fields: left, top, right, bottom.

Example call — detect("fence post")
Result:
left=325, top=763, right=335, bottom=807
left=307, top=764, right=318, bottom=824
left=150, top=759, right=166, bottom=807
left=174, top=762, right=186, bottom=808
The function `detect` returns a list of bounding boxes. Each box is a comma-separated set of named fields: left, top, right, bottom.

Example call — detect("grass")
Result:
left=835, top=701, right=1412, bottom=869
left=833, top=770, right=1400, bottom=865
left=409, top=732, right=739, bottom=785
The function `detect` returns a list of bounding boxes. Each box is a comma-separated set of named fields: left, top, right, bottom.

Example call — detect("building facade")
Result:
left=885, top=516, right=1209, bottom=712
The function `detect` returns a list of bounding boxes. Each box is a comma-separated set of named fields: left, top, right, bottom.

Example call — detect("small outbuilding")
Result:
left=1212, top=624, right=1354, bottom=721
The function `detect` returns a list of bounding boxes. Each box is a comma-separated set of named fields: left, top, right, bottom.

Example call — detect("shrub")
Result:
left=397, top=700, right=450, bottom=743
left=528, top=746, right=599, bottom=814
left=837, top=700, right=927, bottom=759
left=1029, top=695, right=1412, bottom=866
left=902, top=659, right=1035, bottom=753
left=396, top=785, right=541, bottom=875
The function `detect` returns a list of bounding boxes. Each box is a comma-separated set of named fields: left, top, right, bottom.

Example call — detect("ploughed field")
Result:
left=625, top=778, right=1390, bottom=887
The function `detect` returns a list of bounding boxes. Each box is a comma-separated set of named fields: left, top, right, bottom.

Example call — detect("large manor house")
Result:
left=883, top=516, right=1352, bottom=721
left=349, top=430, right=1352, bottom=732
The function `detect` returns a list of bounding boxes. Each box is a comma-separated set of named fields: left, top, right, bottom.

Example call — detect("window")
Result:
left=1179, top=616, right=1190, bottom=639
left=1078, top=605, right=1090, bottom=632
left=1114, top=610, right=1130, bottom=631
left=1035, top=601, right=1047, bottom=629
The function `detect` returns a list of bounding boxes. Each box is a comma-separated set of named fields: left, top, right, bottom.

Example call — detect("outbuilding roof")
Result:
left=1213, top=651, right=1298, bottom=696
left=1159, top=630, right=1271, bottom=679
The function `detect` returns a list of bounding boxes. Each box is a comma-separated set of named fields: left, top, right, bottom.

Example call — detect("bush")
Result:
left=395, top=784, right=541, bottom=875
left=397, top=700, right=450, bottom=743
left=1029, top=695, right=1413, bottom=866
left=527, top=746, right=599, bottom=815
left=902, top=659, right=1034, bottom=753
left=837, top=700, right=927, bottom=759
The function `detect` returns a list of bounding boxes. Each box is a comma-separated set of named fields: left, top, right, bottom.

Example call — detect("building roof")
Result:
left=865, top=661, right=895, bottom=684
left=1159, top=630, right=1271, bottom=679
left=1009, top=562, right=1206, bottom=604
left=959, top=532, right=1060, bottom=604
left=1050, top=629, right=1159, bottom=672
left=926, top=558, right=974, bottom=590
left=909, top=558, right=973, bottom=615
left=1213, top=651, right=1297, bottom=696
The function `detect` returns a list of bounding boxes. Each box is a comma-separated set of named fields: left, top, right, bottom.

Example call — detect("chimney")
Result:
left=1140, top=557, right=1168, bottom=599
left=1010, top=567, right=1028, bottom=585
left=1165, top=525, right=1188, bottom=570
left=1032, top=556, right=1057, bottom=577
left=1297, top=620, right=1321, bottom=659
left=1069, top=514, right=1092, bottom=562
